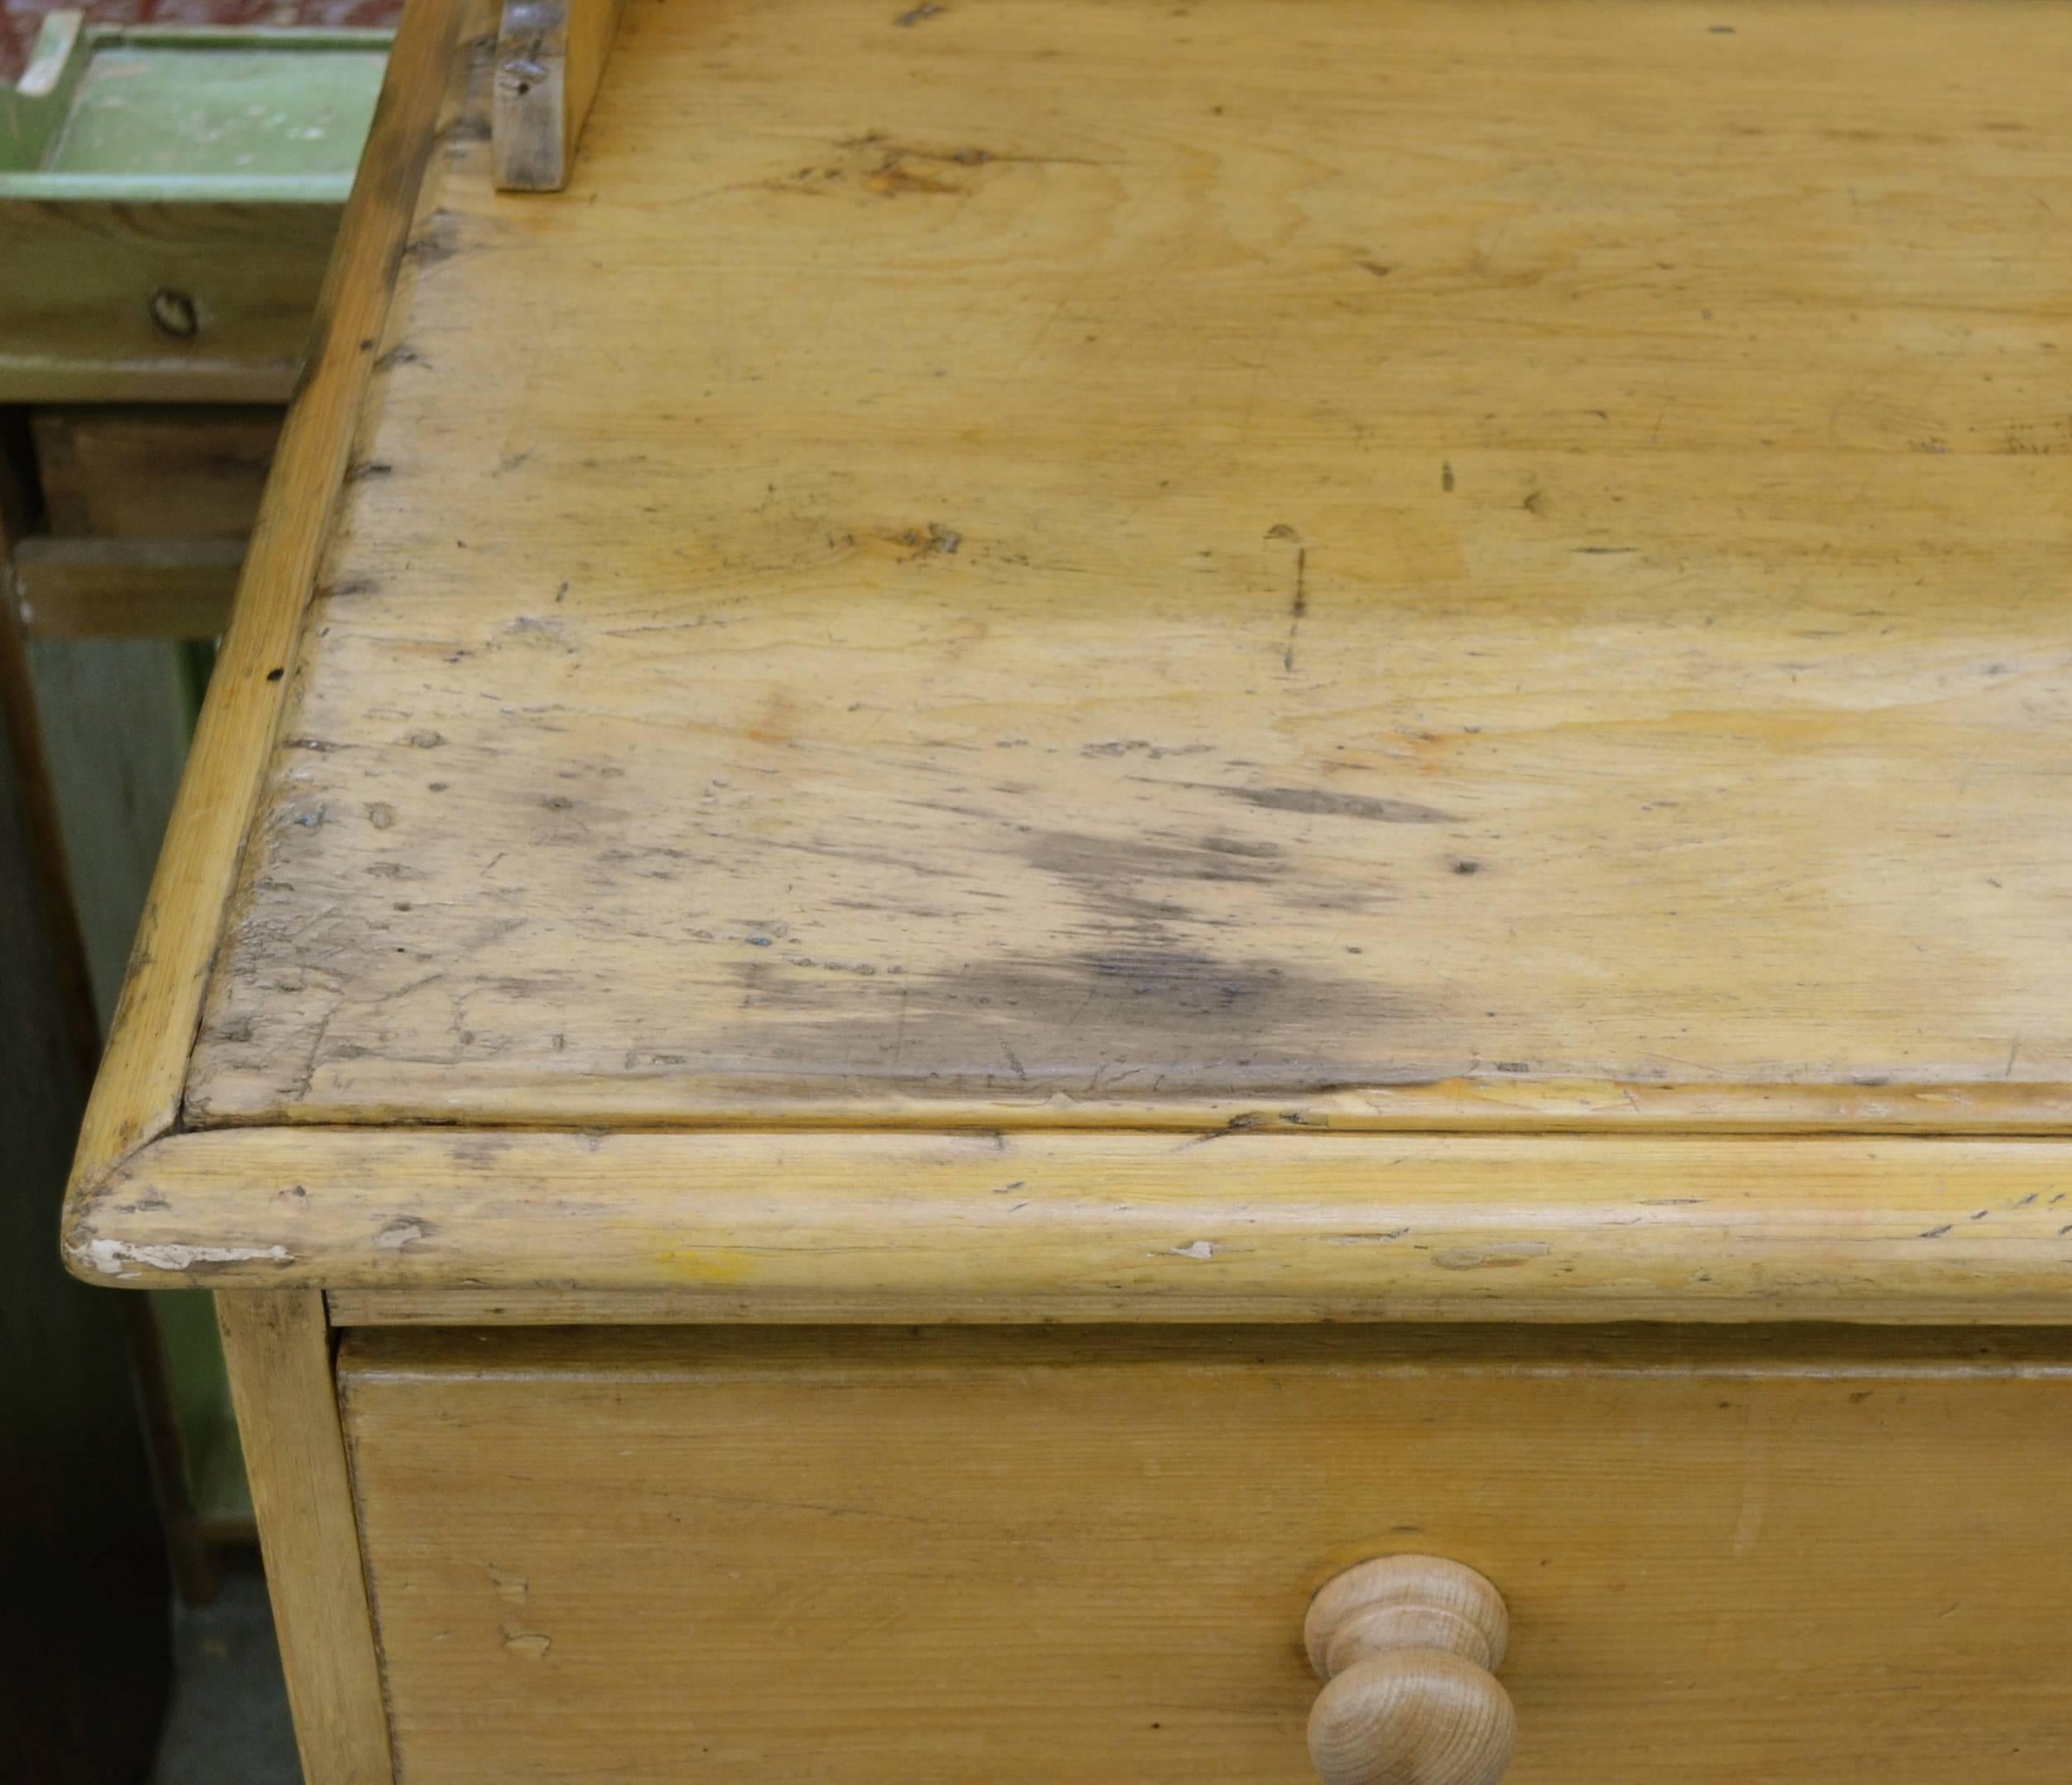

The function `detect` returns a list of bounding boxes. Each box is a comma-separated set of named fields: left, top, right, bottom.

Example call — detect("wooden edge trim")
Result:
left=191, top=1075, right=2072, bottom=1134
left=325, top=1285, right=2072, bottom=1329
left=491, top=0, right=626, bottom=190
left=65, top=1125, right=2072, bottom=1320
left=217, top=1291, right=393, bottom=1783
left=60, top=0, right=471, bottom=1211
left=13, top=536, right=244, bottom=639
left=330, top=1321, right=2072, bottom=1369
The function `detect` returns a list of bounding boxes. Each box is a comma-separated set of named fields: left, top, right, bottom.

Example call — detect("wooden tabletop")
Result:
left=64, top=0, right=2072, bottom=1315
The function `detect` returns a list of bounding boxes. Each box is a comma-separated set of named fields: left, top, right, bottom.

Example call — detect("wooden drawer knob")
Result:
left=1303, top=1556, right=1515, bottom=1785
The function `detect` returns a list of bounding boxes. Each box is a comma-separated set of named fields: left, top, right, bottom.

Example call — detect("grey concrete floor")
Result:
left=151, top=1564, right=298, bottom=1785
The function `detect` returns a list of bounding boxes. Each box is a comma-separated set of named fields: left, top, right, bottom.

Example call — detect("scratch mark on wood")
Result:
left=1206, top=783, right=1455, bottom=824
left=1432, top=1241, right=1550, bottom=1270
left=1283, top=545, right=1308, bottom=672
left=83, top=1239, right=292, bottom=1277
left=1164, top=1239, right=1222, bottom=1259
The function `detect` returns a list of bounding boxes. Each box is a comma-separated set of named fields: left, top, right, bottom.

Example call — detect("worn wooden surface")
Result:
left=218, top=1292, right=393, bottom=1784
left=62, top=0, right=470, bottom=1197
left=0, top=198, right=343, bottom=402
left=62, top=0, right=2072, bottom=1314
left=63, top=1125, right=2072, bottom=1318
left=179, top=0, right=2072, bottom=1138
left=490, top=0, right=624, bottom=190
left=340, top=1324, right=2072, bottom=1783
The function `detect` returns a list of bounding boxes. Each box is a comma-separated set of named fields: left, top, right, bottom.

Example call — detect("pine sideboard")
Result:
left=65, top=0, right=2072, bottom=1779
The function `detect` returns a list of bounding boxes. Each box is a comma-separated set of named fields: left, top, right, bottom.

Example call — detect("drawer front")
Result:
left=340, top=1328, right=2072, bottom=1783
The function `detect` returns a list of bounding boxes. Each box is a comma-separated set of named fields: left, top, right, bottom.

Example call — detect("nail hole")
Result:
left=149, top=289, right=200, bottom=338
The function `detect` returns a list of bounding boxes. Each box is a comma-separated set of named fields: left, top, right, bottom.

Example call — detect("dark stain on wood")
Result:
left=704, top=806, right=1407, bottom=1091
left=1025, top=827, right=1284, bottom=892
left=1207, top=784, right=1455, bottom=824
left=402, top=211, right=467, bottom=272
left=720, top=944, right=1410, bottom=1098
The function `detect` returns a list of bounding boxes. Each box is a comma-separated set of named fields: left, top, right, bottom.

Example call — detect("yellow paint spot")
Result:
left=651, top=1248, right=758, bottom=1284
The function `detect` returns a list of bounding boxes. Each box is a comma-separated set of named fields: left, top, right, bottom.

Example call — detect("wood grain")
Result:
left=61, top=0, right=474, bottom=1204
left=33, top=406, right=280, bottom=539
left=64, top=1124, right=2072, bottom=1320
left=14, top=536, right=243, bottom=639
left=340, top=1324, right=2072, bottom=1783
left=0, top=200, right=341, bottom=403
left=1306, top=1556, right=1515, bottom=1785
left=217, top=1292, right=391, bottom=1785
left=491, top=0, right=625, bottom=191
left=183, top=0, right=2072, bottom=1138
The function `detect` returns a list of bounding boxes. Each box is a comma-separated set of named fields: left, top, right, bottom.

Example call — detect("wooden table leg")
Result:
left=218, top=1290, right=394, bottom=1784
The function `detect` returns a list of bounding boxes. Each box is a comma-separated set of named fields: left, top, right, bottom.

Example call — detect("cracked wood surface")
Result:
left=177, top=0, right=2072, bottom=1138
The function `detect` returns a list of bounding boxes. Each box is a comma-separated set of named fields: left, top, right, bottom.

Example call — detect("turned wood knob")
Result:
left=1303, top=1555, right=1515, bottom=1785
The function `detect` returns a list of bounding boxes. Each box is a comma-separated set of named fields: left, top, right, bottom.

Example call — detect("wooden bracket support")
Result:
left=492, top=0, right=628, bottom=192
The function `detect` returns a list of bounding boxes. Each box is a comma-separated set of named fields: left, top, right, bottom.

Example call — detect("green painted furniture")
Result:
left=1, top=12, right=390, bottom=402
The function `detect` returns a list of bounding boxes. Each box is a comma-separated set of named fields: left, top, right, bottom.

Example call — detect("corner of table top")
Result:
left=61, top=1115, right=197, bottom=1288
left=59, top=0, right=477, bottom=1291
